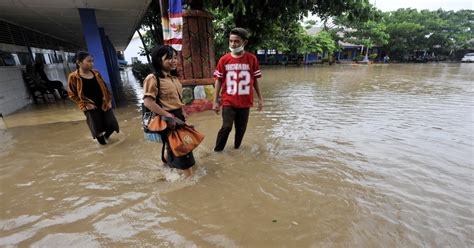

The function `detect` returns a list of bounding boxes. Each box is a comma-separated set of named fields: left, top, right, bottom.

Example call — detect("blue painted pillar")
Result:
left=99, top=27, right=122, bottom=101
left=78, top=8, right=115, bottom=104
left=104, top=35, right=121, bottom=101
left=107, top=37, right=121, bottom=85
left=98, top=28, right=117, bottom=93
left=99, top=28, right=112, bottom=79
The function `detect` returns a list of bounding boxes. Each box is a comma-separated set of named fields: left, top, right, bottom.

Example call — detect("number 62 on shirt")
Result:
left=225, top=71, right=251, bottom=95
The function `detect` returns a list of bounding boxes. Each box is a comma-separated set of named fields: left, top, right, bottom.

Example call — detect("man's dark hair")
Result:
left=230, top=27, right=249, bottom=41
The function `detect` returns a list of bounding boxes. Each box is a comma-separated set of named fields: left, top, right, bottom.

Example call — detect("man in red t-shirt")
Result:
left=212, top=27, right=264, bottom=151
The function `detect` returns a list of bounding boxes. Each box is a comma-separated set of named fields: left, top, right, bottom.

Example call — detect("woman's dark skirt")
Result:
left=84, top=109, right=119, bottom=138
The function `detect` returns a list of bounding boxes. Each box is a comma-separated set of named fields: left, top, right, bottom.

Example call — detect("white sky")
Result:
left=369, top=0, right=473, bottom=11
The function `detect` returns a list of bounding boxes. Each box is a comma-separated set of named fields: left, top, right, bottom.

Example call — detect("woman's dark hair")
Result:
left=150, top=45, right=178, bottom=78
left=74, top=51, right=91, bottom=69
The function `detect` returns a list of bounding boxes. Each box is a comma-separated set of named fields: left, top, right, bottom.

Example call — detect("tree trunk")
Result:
left=148, top=24, right=158, bottom=44
left=362, top=46, right=370, bottom=63
left=137, top=29, right=152, bottom=65
left=154, top=24, right=164, bottom=46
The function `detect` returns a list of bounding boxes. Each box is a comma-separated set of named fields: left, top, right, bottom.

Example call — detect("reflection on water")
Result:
left=0, top=64, right=473, bottom=247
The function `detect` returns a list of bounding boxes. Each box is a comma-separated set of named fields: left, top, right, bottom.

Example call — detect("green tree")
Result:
left=383, top=21, right=424, bottom=59
left=137, top=0, right=163, bottom=61
left=208, top=6, right=236, bottom=58
left=383, top=8, right=473, bottom=60
left=300, top=30, right=336, bottom=55
left=253, top=19, right=336, bottom=57
left=205, top=0, right=377, bottom=52
left=334, top=10, right=389, bottom=61
left=316, top=31, right=337, bottom=55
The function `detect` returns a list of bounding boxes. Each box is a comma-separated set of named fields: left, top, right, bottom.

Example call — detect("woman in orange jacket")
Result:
left=68, top=51, right=119, bottom=145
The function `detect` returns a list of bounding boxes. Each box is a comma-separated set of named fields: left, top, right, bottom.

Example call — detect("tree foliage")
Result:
left=208, top=6, right=236, bottom=58
left=205, top=0, right=377, bottom=51
left=300, top=30, right=337, bottom=54
left=382, top=8, right=473, bottom=60
left=137, top=0, right=163, bottom=57
left=135, top=1, right=473, bottom=63
left=333, top=8, right=473, bottom=60
left=334, top=9, right=389, bottom=57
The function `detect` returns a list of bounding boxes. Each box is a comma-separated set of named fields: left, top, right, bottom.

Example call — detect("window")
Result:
left=34, top=53, right=45, bottom=64
left=68, top=55, right=75, bottom=63
left=0, top=51, right=16, bottom=66
left=16, top=52, right=32, bottom=65
left=47, top=54, right=53, bottom=64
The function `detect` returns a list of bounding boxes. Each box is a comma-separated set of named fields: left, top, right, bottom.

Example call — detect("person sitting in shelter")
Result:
left=23, top=64, right=64, bottom=103
left=23, top=64, right=48, bottom=92
left=34, top=57, right=68, bottom=98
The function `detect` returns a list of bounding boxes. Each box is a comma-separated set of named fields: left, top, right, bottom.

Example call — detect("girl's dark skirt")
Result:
left=84, top=109, right=119, bottom=138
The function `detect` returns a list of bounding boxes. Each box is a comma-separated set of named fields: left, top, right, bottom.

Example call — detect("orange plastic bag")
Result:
left=143, top=112, right=167, bottom=133
left=147, top=115, right=167, bottom=132
left=168, top=124, right=204, bottom=157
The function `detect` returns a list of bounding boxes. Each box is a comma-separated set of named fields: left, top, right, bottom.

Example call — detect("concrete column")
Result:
left=78, top=8, right=115, bottom=104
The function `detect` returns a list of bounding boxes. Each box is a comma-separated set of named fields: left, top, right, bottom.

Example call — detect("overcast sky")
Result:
left=369, top=0, right=473, bottom=11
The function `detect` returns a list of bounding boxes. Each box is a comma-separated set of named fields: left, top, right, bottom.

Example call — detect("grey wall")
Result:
left=0, top=67, right=31, bottom=116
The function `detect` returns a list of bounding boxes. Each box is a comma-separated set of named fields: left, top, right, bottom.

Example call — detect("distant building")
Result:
left=124, top=32, right=149, bottom=64
left=336, top=41, right=363, bottom=62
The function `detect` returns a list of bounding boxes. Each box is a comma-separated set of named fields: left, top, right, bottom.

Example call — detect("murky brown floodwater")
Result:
left=1, top=64, right=473, bottom=247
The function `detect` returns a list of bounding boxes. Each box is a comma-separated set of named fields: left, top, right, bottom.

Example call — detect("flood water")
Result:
left=1, top=64, right=473, bottom=247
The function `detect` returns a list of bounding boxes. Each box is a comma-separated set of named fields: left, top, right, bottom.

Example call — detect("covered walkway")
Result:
left=0, top=68, right=143, bottom=129
left=0, top=0, right=151, bottom=116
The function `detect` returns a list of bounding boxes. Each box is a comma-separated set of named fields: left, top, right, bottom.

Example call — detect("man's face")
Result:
left=229, top=34, right=247, bottom=48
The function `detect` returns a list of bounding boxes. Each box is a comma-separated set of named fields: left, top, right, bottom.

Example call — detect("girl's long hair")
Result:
left=150, top=45, right=178, bottom=78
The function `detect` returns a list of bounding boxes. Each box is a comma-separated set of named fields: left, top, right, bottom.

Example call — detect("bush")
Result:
left=131, top=61, right=151, bottom=83
left=353, top=55, right=365, bottom=62
left=369, top=53, right=378, bottom=61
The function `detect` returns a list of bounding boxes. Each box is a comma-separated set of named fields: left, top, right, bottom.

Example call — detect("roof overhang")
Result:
left=0, top=0, right=151, bottom=50
left=338, top=40, right=363, bottom=48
